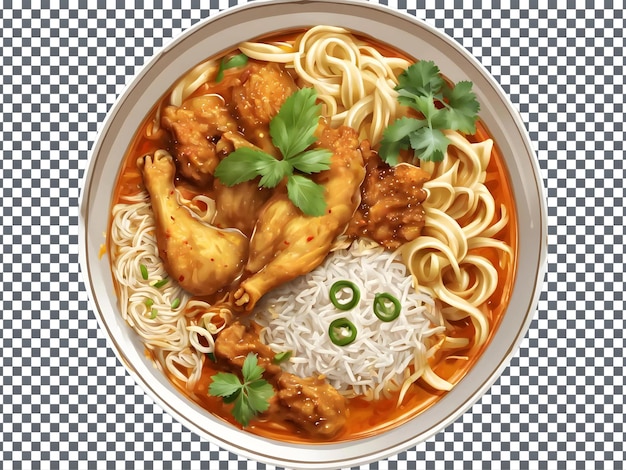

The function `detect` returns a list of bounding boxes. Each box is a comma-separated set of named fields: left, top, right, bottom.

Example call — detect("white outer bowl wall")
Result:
left=79, top=1, right=548, bottom=468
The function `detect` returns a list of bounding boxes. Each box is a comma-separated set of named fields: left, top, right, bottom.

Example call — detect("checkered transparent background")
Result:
left=1, top=0, right=624, bottom=468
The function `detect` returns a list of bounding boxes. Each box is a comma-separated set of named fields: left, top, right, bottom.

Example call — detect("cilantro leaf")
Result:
left=382, top=116, right=425, bottom=143
left=441, top=81, right=480, bottom=134
left=287, top=174, right=327, bottom=217
left=232, top=393, right=256, bottom=427
left=209, top=372, right=244, bottom=398
left=408, top=127, right=449, bottom=162
left=241, top=352, right=265, bottom=383
left=246, top=380, right=274, bottom=413
left=256, top=158, right=292, bottom=188
left=208, top=353, right=275, bottom=428
left=379, top=60, right=480, bottom=165
left=270, top=87, right=321, bottom=159
left=378, top=139, right=408, bottom=167
left=396, top=60, right=444, bottom=99
left=222, top=389, right=240, bottom=404
left=213, top=88, right=332, bottom=216
left=288, top=149, right=332, bottom=174
left=214, top=148, right=274, bottom=186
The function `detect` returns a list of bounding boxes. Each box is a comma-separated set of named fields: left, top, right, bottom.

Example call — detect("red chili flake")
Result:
left=328, top=209, right=332, bottom=214
left=306, top=236, right=314, bottom=242
left=178, top=275, right=185, bottom=282
left=283, top=240, right=290, bottom=246
left=210, top=258, right=215, bottom=262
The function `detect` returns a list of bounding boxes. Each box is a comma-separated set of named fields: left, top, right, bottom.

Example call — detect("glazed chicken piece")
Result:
left=347, top=158, right=430, bottom=249
left=213, top=321, right=282, bottom=377
left=276, top=373, right=347, bottom=439
left=161, top=94, right=238, bottom=186
left=232, top=62, right=298, bottom=153
left=234, top=124, right=366, bottom=311
left=138, top=150, right=248, bottom=296
left=213, top=321, right=347, bottom=438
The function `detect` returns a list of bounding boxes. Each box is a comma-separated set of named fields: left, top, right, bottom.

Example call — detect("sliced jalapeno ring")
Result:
left=328, top=318, right=357, bottom=346
left=329, top=280, right=360, bottom=311
left=373, top=292, right=401, bottom=322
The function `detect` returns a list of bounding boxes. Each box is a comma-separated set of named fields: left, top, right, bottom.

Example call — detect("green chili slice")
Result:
left=153, top=278, right=169, bottom=289
left=140, top=264, right=149, bottom=280
left=171, top=298, right=181, bottom=309
left=329, top=280, right=360, bottom=311
left=373, top=292, right=401, bottom=322
left=273, top=351, right=292, bottom=364
left=328, top=318, right=357, bottom=346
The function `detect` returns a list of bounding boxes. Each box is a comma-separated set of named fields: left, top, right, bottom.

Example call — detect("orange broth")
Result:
left=109, top=29, right=518, bottom=443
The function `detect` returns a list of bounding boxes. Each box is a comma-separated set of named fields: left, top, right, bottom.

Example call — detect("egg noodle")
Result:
left=108, top=26, right=511, bottom=400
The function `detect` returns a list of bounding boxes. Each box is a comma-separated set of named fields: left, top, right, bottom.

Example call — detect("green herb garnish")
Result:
left=140, top=263, right=149, bottom=280
left=215, top=53, right=248, bottom=83
left=214, top=88, right=332, bottom=216
left=170, top=298, right=181, bottom=309
left=208, top=352, right=275, bottom=427
left=379, top=60, right=480, bottom=165
left=272, top=351, right=292, bottom=364
left=150, top=308, right=158, bottom=319
left=152, top=278, right=168, bottom=289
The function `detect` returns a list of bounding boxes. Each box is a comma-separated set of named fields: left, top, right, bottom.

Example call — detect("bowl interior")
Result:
left=79, top=1, right=547, bottom=467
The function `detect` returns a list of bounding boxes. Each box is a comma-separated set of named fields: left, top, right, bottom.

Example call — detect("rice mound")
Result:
left=255, top=240, right=445, bottom=400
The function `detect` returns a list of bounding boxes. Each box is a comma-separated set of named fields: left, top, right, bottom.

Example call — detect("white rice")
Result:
left=255, top=239, right=446, bottom=400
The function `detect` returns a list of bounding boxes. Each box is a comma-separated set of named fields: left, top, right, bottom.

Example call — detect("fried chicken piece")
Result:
left=233, top=124, right=366, bottom=311
left=213, top=321, right=282, bottom=376
left=161, top=94, right=238, bottom=186
left=138, top=150, right=248, bottom=296
left=232, top=62, right=298, bottom=153
left=233, top=62, right=298, bottom=129
left=347, top=159, right=430, bottom=249
left=213, top=321, right=347, bottom=438
left=276, top=373, right=347, bottom=439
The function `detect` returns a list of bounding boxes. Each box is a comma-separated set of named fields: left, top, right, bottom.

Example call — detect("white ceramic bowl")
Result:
left=79, top=1, right=548, bottom=467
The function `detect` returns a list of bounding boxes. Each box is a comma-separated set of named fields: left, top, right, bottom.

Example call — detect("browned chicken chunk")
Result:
left=347, top=160, right=430, bottom=249
left=138, top=151, right=248, bottom=296
left=233, top=123, right=366, bottom=311
left=161, top=94, right=238, bottom=186
left=213, top=321, right=281, bottom=377
left=232, top=62, right=298, bottom=130
left=213, top=321, right=347, bottom=439
left=276, top=373, right=347, bottom=439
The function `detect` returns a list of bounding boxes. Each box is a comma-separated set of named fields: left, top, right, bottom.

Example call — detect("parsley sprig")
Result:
left=214, top=88, right=332, bottom=217
left=208, top=353, right=274, bottom=427
left=379, top=60, right=480, bottom=165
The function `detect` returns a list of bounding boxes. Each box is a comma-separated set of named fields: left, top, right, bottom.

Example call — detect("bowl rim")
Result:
left=79, top=0, right=548, bottom=467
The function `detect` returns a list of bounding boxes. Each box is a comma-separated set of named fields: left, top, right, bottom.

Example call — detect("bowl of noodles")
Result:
left=79, top=0, right=547, bottom=467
